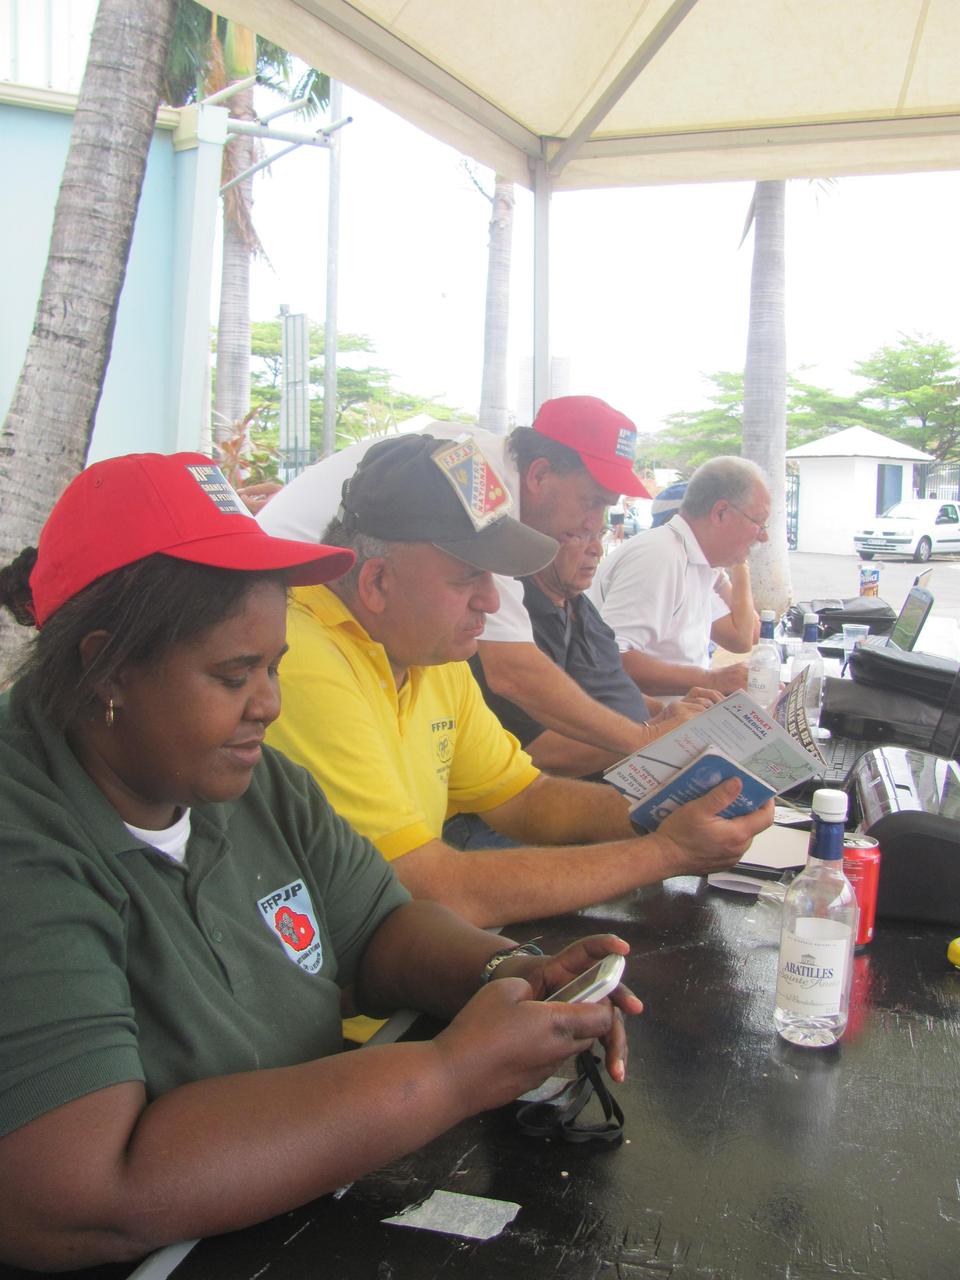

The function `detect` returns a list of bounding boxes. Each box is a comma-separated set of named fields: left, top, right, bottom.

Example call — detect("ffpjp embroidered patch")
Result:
left=185, top=464, right=253, bottom=518
left=431, top=437, right=512, bottom=530
left=257, top=880, right=324, bottom=974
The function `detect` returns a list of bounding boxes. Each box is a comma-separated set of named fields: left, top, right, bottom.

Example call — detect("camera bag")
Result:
left=784, top=596, right=897, bottom=639
left=848, top=645, right=960, bottom=705
left=820, top=676, right=943, bottom=750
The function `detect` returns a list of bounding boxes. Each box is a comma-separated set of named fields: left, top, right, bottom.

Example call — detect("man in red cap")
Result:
left=261, top=396, right=662, bottom=761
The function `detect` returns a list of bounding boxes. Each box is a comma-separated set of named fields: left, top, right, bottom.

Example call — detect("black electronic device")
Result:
left=853, top=747, right=960, bottom=924
left=879, top=584, right=934, bottom=650
left=820, top=677, right=943, bottom=756
left=820, top=644, right=960, bottom=759
left=850, top=667, right=960, bottom=925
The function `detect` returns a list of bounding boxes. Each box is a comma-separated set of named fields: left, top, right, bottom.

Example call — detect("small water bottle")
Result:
left=774, top=788, right=857, bottom=1047
left=747, top=609, right=781, bottom=709
left=789, top=612, right=825, bottom=736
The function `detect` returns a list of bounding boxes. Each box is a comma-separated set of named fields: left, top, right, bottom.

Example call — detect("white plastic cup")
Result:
left=842, top=623, right=869, bottom=660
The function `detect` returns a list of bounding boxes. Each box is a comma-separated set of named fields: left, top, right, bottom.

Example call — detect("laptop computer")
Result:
left=818, top=584, right=933, bottom=658
left=864, top=584, right=933, bottom=651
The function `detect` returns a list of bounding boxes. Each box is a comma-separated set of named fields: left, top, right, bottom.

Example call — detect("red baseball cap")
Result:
left=29, top=452, right=356, bottom=627
left=533, top=396, right=650, bottom=498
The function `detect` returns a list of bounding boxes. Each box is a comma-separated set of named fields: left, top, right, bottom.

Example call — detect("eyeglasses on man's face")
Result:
left=726, top=503, right=769, bottom=537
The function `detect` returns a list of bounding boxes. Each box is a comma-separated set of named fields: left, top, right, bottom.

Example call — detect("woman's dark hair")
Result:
left=0, top=547, right=39, bottom=627
left=0, top=552, right=287, bottom=729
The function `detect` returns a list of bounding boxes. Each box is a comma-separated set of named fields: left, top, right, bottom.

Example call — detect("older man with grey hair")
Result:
left=590, top=456, right=768, bottom=698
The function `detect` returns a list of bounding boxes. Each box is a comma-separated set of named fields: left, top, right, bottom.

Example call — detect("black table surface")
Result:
left=7, top=877, right=960, bottom=1280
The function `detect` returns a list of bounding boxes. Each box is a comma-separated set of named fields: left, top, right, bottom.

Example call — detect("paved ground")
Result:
left=787, top=552, right=960, bottom=623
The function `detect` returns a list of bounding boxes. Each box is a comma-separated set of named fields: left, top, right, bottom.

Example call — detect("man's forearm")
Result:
left=393, top=829, right=674, bottom=928
left=620, top=647, right=708, bottom=696
left=394, top=776, right=771, bottom=929
left=525, top=729, right=621, bottom=777
left=476, top=640, right=651, bottom=755
left=715, top=564, right=758, bottom=652
left=489, top=773, right=636, bottom=843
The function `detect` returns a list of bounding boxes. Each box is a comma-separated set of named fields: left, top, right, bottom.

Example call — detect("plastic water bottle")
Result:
left=774, top=788, right=857, bottom=1047
left=789, top=612, right=825, bottom=736
left=747, top=609, right=781, bottom=709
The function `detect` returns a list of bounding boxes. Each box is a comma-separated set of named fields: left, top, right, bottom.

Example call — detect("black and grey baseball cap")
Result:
left=339, top=434, right=558, bottom=577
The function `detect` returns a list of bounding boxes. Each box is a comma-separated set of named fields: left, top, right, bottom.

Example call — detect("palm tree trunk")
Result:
left=742, top=179, right=791, bottom=614
left=0, top=0, right=178, bottom=674
left=213, top=89, right=255, bottom=438
left=213, top=24, right=257, bottom=444
left=478, top=177, right=514, bottom=435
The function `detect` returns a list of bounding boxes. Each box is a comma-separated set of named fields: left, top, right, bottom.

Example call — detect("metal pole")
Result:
left=220, top=140, right=304, bottom=195
left=44, top=0, right=53, bottom=87
left=202, top=74, right=257, bottom=105
left=531, top=155, right=551, bottom=417
left=323, top=80, right=342, bottom=457
left=10, top=0, right=19, bottom=83
left=225, top=117, right=349, bottom=145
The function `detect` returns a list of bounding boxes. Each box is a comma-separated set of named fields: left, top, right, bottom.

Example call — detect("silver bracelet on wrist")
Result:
left=479, top=942, right=545, bottom=984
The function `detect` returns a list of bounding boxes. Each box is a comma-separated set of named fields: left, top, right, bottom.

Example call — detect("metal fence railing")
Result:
left=917, top=461, right=960, bottom=500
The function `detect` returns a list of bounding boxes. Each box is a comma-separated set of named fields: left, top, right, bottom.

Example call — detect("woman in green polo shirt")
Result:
left=0, top=452, right=638, bottom=1272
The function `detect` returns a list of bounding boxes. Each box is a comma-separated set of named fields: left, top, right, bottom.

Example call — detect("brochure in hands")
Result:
left=604, top=678, right=820, bottom=832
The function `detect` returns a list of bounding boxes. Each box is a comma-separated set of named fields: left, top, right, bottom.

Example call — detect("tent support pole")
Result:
left=532, top=154, right=550, bottom=417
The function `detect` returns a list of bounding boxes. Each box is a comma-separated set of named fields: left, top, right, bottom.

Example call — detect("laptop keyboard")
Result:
left=817, top=734, right=863, bottom=784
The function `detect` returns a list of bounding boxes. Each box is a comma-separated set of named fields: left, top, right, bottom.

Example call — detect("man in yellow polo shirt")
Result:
left=268, top=433, right=771, bottom=936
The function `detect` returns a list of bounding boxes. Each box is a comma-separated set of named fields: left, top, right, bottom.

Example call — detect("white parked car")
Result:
left=853, top=497, right=960, bottom=563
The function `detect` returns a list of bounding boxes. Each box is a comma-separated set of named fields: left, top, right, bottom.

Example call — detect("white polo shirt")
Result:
left=589, top=516, right=726, bottom=670
left=258, top=424, right=534, bottom=643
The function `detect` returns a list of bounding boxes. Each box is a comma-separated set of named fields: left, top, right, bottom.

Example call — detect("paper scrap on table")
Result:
left=737, top=822, right=809, bottom=870
left=707, top=872, right=770, bottom=895
left=773, top=804, right=810, bottom=825
left=382, top=1189, right=520, bottom=1240
left=707, top=823, right=809, bottom=895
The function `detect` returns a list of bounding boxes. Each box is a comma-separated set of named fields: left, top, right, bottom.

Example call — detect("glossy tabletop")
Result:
left=4, top=877, right=957, bottom=1280
left=153, top=876, right=960, bottom=1280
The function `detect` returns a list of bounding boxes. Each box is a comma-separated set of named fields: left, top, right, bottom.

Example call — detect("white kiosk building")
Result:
left=787, top=426, right=933, bottom=555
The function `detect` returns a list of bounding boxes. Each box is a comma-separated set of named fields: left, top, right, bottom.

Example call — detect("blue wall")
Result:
left=0, top=100, right=178, bottom=460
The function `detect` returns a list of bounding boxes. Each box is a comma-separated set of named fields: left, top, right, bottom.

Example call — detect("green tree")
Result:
left=650, top=371, right=746, bottom=470
left=853, top=333, right=960, bottom=461
left=785, top=375, right=886, bottom=447
left=243, top=319, right=467, bottom=465
left=648, top=370, right=874, bottom=469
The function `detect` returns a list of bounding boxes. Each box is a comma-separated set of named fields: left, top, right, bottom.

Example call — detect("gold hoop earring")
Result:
left=105, top=698, right=115, bottom=728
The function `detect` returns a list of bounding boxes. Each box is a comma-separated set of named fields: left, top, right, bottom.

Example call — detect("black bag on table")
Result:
left=820, top=676, right=943, bottom=750
left=784, top=596, right=897, bottom=639
left=848, top=644, right=960, bottom=705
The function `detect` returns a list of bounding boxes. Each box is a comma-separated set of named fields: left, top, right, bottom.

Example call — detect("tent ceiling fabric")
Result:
left=213, top=0, right=960, bottom=189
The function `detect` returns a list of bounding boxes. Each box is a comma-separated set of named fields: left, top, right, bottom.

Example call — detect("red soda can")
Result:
left=843, top=836, right=881, bottom=948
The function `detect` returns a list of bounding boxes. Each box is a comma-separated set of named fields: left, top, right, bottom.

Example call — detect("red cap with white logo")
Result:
left=533, top=396, right=650, bottom=498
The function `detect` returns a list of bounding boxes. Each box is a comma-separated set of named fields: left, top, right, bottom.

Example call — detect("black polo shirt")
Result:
left=471, top=578, right=650, bottom=747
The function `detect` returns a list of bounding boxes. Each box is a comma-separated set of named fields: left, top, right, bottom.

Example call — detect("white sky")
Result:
left=18, top=7, right=960, bottom=434
left=246, top=81, right=960, bottom=433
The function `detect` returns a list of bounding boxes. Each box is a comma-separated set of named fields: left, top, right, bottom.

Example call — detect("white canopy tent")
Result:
left=211, top=0, right=960, bottom=406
